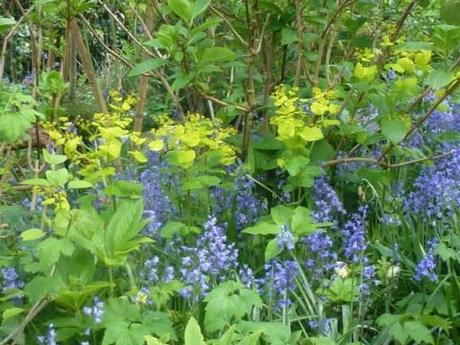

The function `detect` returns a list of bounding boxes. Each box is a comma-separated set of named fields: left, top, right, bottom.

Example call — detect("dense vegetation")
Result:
left=1, top=0, right=460, bottom=344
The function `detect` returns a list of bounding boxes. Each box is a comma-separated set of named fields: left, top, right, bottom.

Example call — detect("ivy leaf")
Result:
left=184, top=317, right=205, bottom=345
left=167, top=0, right=193, bottom=23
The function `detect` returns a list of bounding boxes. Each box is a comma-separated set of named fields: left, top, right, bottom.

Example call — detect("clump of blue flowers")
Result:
left=1, top=267, right=24, bottom=294
left=83, top=297, right=104, bottom=324
left=414, top=238, right=439, bottom=282
left=262, top=260, right=299, bottom=310
left=37, top=324, right=57, bottom=345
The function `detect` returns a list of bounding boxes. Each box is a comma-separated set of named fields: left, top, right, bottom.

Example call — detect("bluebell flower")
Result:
left=37, top=324, right=57, bottom=345
left=238, top=264, right=255, bottom=288
left=83, top=297, right=104, bottom=324
left=414, top=238, right=439, bottom=282
left=342, top=206, right=368, bottom=263
left=276, top=224, right=295, bottom=251
left=1, top=267, right=24, bottom=293
left=263, top=260, right=298, bottom=310
left=312, top=176, right=346, bottom=224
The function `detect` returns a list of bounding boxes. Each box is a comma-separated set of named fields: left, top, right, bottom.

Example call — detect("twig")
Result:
left=209, top=6, right=248, bottom=47
left=324, top=149, right=456, bottom=168
left=0, top=298, right=51, bottom=345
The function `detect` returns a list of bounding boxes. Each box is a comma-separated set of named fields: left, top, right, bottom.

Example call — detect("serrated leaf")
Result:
left=184, top=317, right=205, bottom=345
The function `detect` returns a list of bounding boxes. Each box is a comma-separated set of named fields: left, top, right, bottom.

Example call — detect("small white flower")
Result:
left=334, top=261, right=349, bottom=278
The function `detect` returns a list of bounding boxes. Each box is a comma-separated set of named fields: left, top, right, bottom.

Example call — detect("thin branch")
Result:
left=324, top=149, right=457, bottom=169
left=209, top=6, right=248, bottom=47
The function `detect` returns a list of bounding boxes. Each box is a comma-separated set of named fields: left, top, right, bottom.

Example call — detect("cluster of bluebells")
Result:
left=1, top=267, right=24, bottom=294
left=311, top=176, right=346, bottom=224
left=304, top=232, right=337, bottom=278
left=261, top=260, right=298, bottom=310
left=414, top=238, right=439, bottom=282
left=342, top=206, right=369, bottom=263
left=404, top=148, right=460, bottom=220
left=141, top=256, right=175, bottom=285
left=179, top=216, right=238, bottom=301
left=140, top=152, right=177, bottom=236
left=212, top=163, right=266, bottom=231
left=37, top=324, right=57, bottom=345
left=83, top=297, right=104, bottom=324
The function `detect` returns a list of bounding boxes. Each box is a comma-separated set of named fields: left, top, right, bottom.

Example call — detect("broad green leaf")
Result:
left=200, top=47, right=236, bottom=63
left=0, top=17, right=16, bottom=33
left=43, top=151, right=67, bottom=166
left=166, top=150, right=196, bottom=168
left=192, top=0, right=212, bottom=20
left=265, top=238, right=282, bottom=261
left=167, top=0, right=192, bottom=23
left=440, top=0, right=460, bottom=25
left=298, top=127, right=324, bottom=142
left=46, top=168, right=69, bottom=187
left=270, top=205, right=294, bottom=225
left=2, top=307, right=24, bottom=321
left=425, top=70, right=454, bottom=89
left=128, top=59, right=166, bottom=77
left=68, top=180, right=93, bottom=189
left=381, top=118, right=407, bottom=143
left=291, top=207, right=314, bottom=235
left=243, top=223, right=280, bottom=235
left=21, top=228, right=45, bottom=241
left=184, top=317, right=205, bottom=345
left=404, top=321, right=434, bottom=344
left=281, top=28, right=297, bottom=45
left=21, top=178, right=51, bottom=187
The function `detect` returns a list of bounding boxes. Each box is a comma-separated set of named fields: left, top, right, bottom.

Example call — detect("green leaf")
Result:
left=243, top=223, right=280, bottom=235
left=128, top=59, right=166, bottom=77
left=46, top=168, right=69, bottom=187
left=160, top=221, right=187, bottom=239
left=381, top=118, right=407, bottom=144
left=166, top=150, right=196, bottom=168
left=200, top=47, right=236, bottom=63
left=291, top=207, right=314, bottom=235
left=184, top=317, right=205, bottom=345
left=440, top=0, right=460, bottom=25
left=404, top=321, right=434, bottom=344
left=0, top=16, right=16, bottom=33
left=281, top=28, right=297, bottom=45
left=270, top=205, right=294, bottom=225
left=192, top=0, right=212, bottom=20
left=43, top=151, right=67, bottom=166
left=2, top=307, right=24, bottom=321
left=68, top=180, right=93, bottom=189
left=167, top=0, right=192, bottom=23
left=425, top=70, right=454, bottom=89
left=21, top=178, right=51, bottom=187
left=265, top=238, right=282, bottom=261
left=104, top=200, right=148, bottom=261
left=21, top=228, right=45, bottom=241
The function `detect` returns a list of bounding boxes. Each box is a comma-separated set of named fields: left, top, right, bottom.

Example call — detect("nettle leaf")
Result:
left=184, top=317, right=205, bottom=345
left=37, top=238, right=75, bottom=270
left=167, top=0, right=193, bottom=23
left=0, top=112, right=35, bottom=143
left=425, top=70, right=454, bottom=89
left=381, top=118, right=408, bottom=144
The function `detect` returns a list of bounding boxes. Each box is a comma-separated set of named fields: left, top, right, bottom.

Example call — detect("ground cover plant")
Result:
left=1, top=0, right=460, bottom=344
